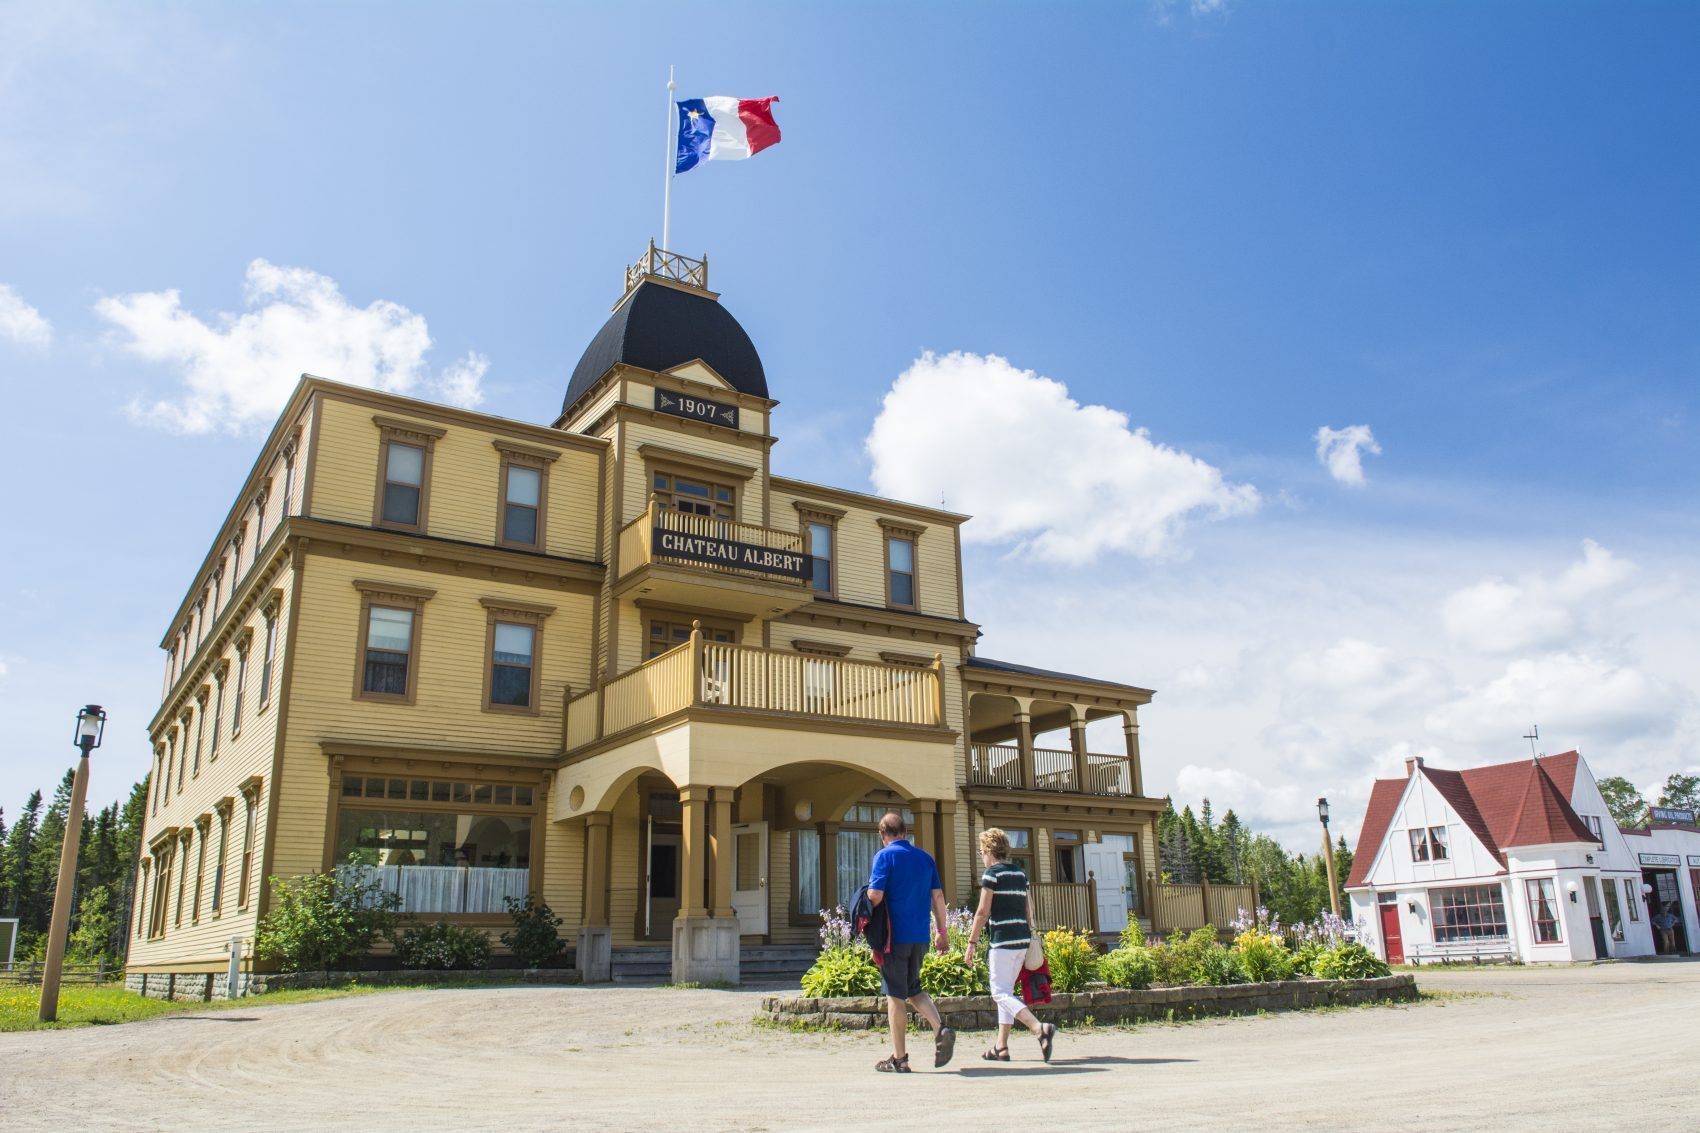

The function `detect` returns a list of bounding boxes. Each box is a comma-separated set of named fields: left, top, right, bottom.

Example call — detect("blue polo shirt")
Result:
left=868, top=839, right=942, bottom=944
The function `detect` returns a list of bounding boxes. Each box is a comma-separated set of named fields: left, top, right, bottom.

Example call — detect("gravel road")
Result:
left=2, top=959, right=1694, bottom=1132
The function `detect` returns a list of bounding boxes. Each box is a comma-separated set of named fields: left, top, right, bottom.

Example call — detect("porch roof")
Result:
left=962, top=656, right=1155, bottom=700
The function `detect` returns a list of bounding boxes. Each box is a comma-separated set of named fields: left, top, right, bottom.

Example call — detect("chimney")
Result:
left=1405, top=755, right=1424, bottom=778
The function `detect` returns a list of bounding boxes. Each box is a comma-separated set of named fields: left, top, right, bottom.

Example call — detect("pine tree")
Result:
left=113, top=778, right=149, bottom=959
left=2, top=791, right=42, bottom=919
left=1220, top=809, right=1245, bottom=884
left=0, top=806, right=8, bottom=915
left=24, top=769, right=77, bottom=936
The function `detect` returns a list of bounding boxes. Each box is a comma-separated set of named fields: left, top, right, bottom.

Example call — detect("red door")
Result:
left=1379, top=903, right=1405, bottom=964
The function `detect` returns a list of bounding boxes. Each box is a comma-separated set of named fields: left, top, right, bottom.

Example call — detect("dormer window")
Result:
left=1408, top=828, right=1430, bottom=862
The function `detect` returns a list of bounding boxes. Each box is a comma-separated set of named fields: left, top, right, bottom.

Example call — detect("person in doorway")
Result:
left=1652, top=904, right=1679, bottom=953
left=964, top=828, right=1056, bottom=1062
left=867, top=811, right=955, bottom=1072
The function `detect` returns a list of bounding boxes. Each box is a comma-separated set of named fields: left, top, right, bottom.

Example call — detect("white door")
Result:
left=1084, top=843, right=1128, bottom=935
left=731, top=822, right=769, bottom=935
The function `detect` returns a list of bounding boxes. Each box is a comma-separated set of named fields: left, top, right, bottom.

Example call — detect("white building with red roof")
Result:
left=1346, top=751, right=1667, bottom=964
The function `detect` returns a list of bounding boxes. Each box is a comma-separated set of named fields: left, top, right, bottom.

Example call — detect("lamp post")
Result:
left=1317, top=796, right=1341, bottom=919
left=39, top=704, right=104, bottom=1023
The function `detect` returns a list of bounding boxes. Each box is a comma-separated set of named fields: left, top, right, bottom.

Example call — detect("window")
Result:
left=231, top=532, right=243, bottom=582
left=1409, top=828, right=1430, bottom=862
left=1602, top=878, right=1624, bottom=941
left=135, top=861, right=150, bottom=937
left=373, top=417, right=444, bottom=531
left=1525, top=878, right=1562, bottom=943
left=174, top=831, right=190, bottom=927
left=502, top=466, right=541, bottom=545
left=258, top=612, right=279, bottom=707
left=211, top=805, right=231, bottom=914
left=494, top=443, right=558, bottom=549
left=281, top=451, right=296, bottom=517
left=194, top=596, right=206, bottom=646
left=238, top=789, right=259, bottom=910
left=212, top=567, right=223, bottom=618
left=176, top=715, right=190, bottom=792
left=1584, top=815, right=1605, bottom=850
left=489, top=622, right=537, bottom=709
left=192, top=821, right=209, bottom=923
left=231, top=641, right=249, bottom=732
left=210, top=672, right=225, bottom=760
left=1624, top=878, right=1640, bottom=921
left=363, top=607, right=415, bottom=697
left=1430, top=885, right=1508, bottom=941
left=653, top=471, right=735, bottom=519
left=886, top=534, right=916, bottom=609
left=353, top=581, right=434, bottom=703
left=995, top=827, right=1036, bottom=878
left=192, top=696, right=207, bottom=777
left=1428, top=825, right=1449, bottom=860
left=797, top=803, right=918, bottom=913
left=150, top=747, right=164, bottom=814
left=1053, top=829, right=1081, bottom=883
left=807, top=521, right=834, bottom=594
left=253, top=490, right=267, bottom=557
left=331, top=786, right=535, bottom=913
left=148, top=846, right=174, bottom=939
left=646, top=617, right=733, bottom=660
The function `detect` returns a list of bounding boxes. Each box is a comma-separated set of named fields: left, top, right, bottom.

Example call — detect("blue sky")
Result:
left=2, top=1, right=1696, bottom=847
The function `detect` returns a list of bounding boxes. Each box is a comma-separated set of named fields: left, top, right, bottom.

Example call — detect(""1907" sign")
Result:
left=656, top=388, right=738, bottom=429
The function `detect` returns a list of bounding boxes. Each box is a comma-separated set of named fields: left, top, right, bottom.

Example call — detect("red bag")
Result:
left=1017, top=958, right=1053, bottom=1006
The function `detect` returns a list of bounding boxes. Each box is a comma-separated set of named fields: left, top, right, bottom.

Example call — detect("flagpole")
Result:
left=662, top=65, right=676, bottom=253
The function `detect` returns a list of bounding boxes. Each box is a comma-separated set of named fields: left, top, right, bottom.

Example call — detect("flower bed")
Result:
left=765, top=973, right=1414, bottom=1027
left=760, top=974, right=1418, bottom=1031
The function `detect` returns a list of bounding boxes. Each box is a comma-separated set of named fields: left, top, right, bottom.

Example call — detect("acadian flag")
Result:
left=674, top=96, right=781, bottom=174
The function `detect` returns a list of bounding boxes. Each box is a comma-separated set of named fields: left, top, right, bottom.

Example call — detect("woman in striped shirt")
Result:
left=964, top=828, right=1057, bottom=1061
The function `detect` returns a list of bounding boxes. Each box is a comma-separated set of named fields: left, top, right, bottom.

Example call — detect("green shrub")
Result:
left=799, top=945, right=881, bottom=998
left=920, top=947, right=988, bottom=998
left=1100, top=945, right=1156, bottom=989
left=1148, top=926, right=1219, bottom=986
left=1312, top=941, right=1391, bottom=980
left=1043, top=927, right=1100, bottom=993
left=394, top=921, right=492, bottom=970
left=1233, top=929, right=1296, bottom=983
left=501, top=896, right=565, bottom=968
left=1196, top=944, right=1249, bottom=985
left=254, top=861, right=402, bottom=979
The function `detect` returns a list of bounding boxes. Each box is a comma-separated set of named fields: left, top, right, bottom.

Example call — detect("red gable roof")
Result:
left=1347, top=751, right=1595, bottom=887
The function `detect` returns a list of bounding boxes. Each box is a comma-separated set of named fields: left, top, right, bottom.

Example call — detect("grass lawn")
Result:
left=0, top=981, right=418, bottom=1033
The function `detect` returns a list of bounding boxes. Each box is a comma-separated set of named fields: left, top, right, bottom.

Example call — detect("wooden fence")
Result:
left=1031, top=880, right=1097, bottom=933
left=1149, top=878, right=1260, bottom=937
left=0, top=960, right=117, bottom=986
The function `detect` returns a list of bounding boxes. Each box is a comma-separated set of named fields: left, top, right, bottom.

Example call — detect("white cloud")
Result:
left=0, top=284, right=52, bottom=347
left=99, top=258, right=486, bottom=434
left=1313, top=424, right=1380, bottom=486
left=1440, top=539, right=1636, bottom=653
left=866, top=351, right=1259, bottom=564
left=1426, top=651, right=1687, bottom=748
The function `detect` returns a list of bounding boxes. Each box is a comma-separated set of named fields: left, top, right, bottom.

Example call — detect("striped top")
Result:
left=980, top=861, right=1031, bottom=950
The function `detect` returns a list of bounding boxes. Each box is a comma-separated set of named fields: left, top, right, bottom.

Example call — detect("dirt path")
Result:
left=2, top=960, right=1695, bottom=1132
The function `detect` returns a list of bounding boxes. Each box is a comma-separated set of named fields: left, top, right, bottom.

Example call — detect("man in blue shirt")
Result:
left=867, top=811, right=954, bottom=1072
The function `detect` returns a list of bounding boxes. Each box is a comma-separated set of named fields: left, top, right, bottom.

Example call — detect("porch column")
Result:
left=576, top=813, right=613, bottom=981
left=911, top=798, right=938, bottom=858
left=1123, top=709, right=1144, bottom=796
left=817, top=820, right=840, bottom=913
left=679, top=785, right=711, bottom=917
left=1069, top=705, right=1089, bottom=792
left=709, top=786, right=735, bottom=919
left=935, top=800, right=959, bottom=907
left=1015, top=708, right=1035, bottom=789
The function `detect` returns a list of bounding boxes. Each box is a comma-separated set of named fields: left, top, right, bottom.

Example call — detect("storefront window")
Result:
left=334, top=807, right=531, bottom=914
left=1430, top=884, right=1507, bottom=941
left=1525, top=878, right=1562, bottom=943
left=1601, top=879, right=1625, bottom=941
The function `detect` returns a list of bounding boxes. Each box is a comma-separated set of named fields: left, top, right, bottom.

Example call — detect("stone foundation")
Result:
left=758, top=974, right=1419, bottom=1030
left=671, top=915, right=740, bottom=985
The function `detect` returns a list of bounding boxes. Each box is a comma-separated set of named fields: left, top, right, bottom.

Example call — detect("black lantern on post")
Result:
left=39, top=704, right=104, bottom=1022
left=1317, top=796, right=1341, bottom=919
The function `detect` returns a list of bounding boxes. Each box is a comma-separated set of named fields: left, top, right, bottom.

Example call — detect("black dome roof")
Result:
left=561, top=281, right=768, bottom=419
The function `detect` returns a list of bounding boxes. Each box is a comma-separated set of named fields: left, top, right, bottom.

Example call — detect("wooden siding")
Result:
left=306, top=394, right=601, bottom=562
left=768, top=487, right=960, bottom=619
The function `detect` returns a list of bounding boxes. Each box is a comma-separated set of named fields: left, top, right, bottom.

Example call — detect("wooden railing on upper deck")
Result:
left=617, top=501, right=808, bottom=584
left=967, top=744, right=1136, bottom=797
left=625, top=241, right=709, bottom=294
left=563, top=624, right=944, bottom=752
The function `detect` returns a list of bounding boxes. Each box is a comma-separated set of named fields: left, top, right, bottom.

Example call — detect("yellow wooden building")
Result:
left=126, top=247, right=1165, bottom=990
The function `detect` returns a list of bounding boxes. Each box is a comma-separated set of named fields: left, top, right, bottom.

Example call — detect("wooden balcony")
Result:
left=968, top=744, right=1137, bottom=797
left=565, top=627, right=945, bottom=752
left=615, top=502, right=813, bottom=617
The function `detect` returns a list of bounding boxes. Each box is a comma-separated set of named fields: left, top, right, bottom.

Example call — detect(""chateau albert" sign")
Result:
left=654, top=526, right=808, bottom=580
left=655, top=388, right=738, bottom=429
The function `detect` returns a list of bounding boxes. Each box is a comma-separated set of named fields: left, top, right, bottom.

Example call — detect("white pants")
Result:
left=988, top=946, right=1029, bottom=1026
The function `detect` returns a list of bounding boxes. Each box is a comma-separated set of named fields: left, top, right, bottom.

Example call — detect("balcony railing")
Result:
left=618, top=502, right=809, bottom=586
left=564, top=627, right=944, bottom=751
left=626, top=241, right=708, bottom=294
left=968, top=744, right=1137, bottom=797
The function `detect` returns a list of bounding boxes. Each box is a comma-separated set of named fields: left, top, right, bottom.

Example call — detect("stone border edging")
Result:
left=758, top=974, right=1418, bottom=1030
